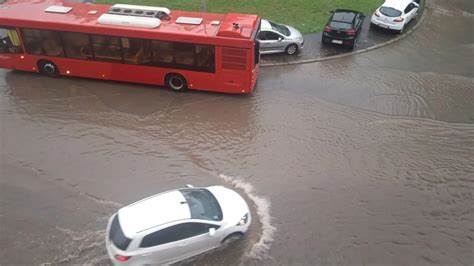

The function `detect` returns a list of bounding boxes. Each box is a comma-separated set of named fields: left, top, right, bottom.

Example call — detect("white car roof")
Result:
left=118, top=190, right=191, bottom=238
left=260, top=19, right=271, bottom=30
left=382, top=0, right=413, bottom=11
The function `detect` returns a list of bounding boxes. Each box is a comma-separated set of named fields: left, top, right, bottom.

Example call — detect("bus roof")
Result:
left=0, top=0, right=259, bottom=45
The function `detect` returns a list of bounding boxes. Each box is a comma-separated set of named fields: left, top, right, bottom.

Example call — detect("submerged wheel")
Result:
left=285, top=44, right=298, bottom=55
left=37, top=60, right=59, bottom=77
left=165, top=73, right=187, bottom=92
left=348, top=38, right=357, bottom=50
left=221, top=232, right=244, bottom=245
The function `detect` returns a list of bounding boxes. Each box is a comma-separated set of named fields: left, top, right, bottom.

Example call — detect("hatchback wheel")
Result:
left=285, top=44, right=298, bottom=55
left=348, top=38, right=356, bottom=50
left=398, top=25, right=405, bottom=34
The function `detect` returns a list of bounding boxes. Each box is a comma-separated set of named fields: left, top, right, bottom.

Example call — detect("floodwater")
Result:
left=1, top=0, right=473, bottom=265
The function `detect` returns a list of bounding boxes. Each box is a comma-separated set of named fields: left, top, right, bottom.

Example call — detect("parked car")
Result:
left=105, top=185, right=251, bottom=265
left=257, top=19, right=304, bottom=55
left=371, top=0, right=420, bottom=33
left=322, top=9, right=365, bottom=49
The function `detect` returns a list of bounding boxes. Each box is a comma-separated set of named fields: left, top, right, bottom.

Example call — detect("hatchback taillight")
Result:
left=324, top=26, right=332, bottom=32
left=347, top=29, right=356, bottom=36
left=394, top=17, right=404, bottom=22
left=115, top=255, right=131, bottom=262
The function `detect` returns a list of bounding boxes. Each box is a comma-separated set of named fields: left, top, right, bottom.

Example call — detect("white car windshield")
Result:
left=269, top=21, right=290, bottom=36
left=180, top=189, right=223, bottom=221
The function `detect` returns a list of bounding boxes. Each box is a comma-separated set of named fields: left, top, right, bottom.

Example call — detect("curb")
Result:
left=261, top=1, right=427, bottom=67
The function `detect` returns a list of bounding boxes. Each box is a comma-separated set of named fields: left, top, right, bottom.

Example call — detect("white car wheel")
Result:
left=221, top=232, right=243, bottom=246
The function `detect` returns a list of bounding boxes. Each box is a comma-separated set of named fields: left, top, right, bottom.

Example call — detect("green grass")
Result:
left=96, top=0, right=383, bottom=34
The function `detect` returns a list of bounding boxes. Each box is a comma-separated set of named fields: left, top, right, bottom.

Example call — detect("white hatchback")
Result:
left=371, top=0, right=420, bottom=33
left=105, top=185, right=251, bottom=265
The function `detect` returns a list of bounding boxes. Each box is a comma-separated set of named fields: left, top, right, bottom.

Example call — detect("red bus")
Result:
left=0, top=1, right=261, bottom=94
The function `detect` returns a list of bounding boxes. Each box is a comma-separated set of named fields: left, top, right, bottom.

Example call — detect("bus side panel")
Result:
left=0, top=54, right=16, bottom=69
left=6, top=54, right=220, bottom=91
left=0, top=54, right=28, bottom=71
left=249, top=63, right=259, bottom=93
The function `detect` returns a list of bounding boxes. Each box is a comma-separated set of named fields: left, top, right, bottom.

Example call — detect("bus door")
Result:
left=0, top=27, right=23, bottom=69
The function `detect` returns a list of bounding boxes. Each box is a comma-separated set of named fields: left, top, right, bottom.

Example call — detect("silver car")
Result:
left=257, top=19, right=304, bottom=55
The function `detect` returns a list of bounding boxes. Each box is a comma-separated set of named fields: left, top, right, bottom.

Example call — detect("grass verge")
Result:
left=95, top=0, right=384, bottom=34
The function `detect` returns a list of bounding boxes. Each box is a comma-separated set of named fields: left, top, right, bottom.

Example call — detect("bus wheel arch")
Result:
left=165, top=73, right=188, bottom=92
left=37, top=60, right=59, bottom=77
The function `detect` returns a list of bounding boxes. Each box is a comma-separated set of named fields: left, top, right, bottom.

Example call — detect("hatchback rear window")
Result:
left=379, top=7, right=402, bottom=17
left=332, top=12, right=356, bottom=23
left=110, top=215, right=132, bottom=251
left=329, top=21, right=352, bottom=30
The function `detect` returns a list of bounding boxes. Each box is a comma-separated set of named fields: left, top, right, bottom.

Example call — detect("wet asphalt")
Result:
left=1, top=0, right=473, bottom=265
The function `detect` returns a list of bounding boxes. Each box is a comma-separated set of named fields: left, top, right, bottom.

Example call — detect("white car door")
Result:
left=137, top=223, right=197, bottom=264
left=175, top=222, right=222, bottom=260
left=403, top=3, right=417, bottom=23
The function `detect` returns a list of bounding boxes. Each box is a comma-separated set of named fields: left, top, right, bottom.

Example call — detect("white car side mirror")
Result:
left=278, top=37, right=283, bottom=42
left=185, top=184, right=194, bottom=188
left=209, top=227, right=216, bottom=236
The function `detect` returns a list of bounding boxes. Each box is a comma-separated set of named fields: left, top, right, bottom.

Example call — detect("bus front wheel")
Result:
left=165, top=74, right=187, bottom=92
left=38, top=60, right=59, bottom=77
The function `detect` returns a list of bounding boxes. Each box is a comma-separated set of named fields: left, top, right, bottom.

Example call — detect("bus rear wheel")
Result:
left=38, top=60, right=59, bottom=77
left=165, top=74, right=187, bottom=92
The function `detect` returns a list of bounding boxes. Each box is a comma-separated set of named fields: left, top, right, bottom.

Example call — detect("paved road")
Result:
left=1, top=0, right=473, bottom=265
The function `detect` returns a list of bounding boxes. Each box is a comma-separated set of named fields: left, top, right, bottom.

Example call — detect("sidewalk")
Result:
left=261, top=8, right=424, bottom=66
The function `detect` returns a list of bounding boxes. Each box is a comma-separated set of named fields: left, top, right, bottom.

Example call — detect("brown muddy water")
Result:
left=1, top=0, right=473, bottom=265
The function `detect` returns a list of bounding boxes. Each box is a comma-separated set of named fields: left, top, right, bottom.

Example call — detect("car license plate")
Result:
left=332, top=40, right=343, bottom=44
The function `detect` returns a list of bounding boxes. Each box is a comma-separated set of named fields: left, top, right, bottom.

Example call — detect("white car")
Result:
left=105, top=185, right=251, bottom=265
left=371, top=0, right=420, bottom=33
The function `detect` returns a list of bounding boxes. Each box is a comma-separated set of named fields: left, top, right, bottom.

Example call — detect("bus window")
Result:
left=195, top=45, right=215, bottom=72
left=152, top=40, right=174, bottom=64
left=122, top=38, right=151, bottom=65
left=0, top=27, right=23, bottom=54
left=61, top=32, right=92, bottom=60
left=174, top=42, right=195, bottom=66
left=91, top=35, right=122, bottom=63
left=21, top=29, right=64, bottom=57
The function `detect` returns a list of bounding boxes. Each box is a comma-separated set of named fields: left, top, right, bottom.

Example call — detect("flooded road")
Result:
left=1, top=0, right=473, bottom=265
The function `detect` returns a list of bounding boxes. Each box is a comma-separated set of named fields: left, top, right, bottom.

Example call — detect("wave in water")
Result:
left=217, top=174, right=276, bottom=259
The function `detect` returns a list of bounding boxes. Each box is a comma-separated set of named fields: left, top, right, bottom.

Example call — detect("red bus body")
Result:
left=0, top=0, right=261, bottom=94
